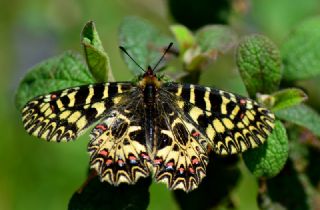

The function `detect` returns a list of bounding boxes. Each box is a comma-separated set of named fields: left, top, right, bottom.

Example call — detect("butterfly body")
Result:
left=22, top=56, right=275, bottom=192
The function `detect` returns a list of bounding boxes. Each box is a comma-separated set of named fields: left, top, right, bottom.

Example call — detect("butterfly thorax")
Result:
left=138, top=66, right=162, bottom=105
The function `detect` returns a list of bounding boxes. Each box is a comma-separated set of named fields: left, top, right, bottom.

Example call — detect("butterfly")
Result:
left=21, top=43, right=275, bottom=192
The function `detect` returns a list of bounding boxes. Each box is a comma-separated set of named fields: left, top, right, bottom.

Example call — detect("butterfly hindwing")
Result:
left=22, top=82, right=133, bottom=142
left=163, top=83, right=275, bottom=155
left=88, top=94, right=151, bottom=185
left=151, top=93, right=209, bottom=192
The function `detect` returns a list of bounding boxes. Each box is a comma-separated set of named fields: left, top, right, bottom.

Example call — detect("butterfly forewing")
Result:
left=163, top=83, right=275, bottom=155
left=22, top=82, right=133, bottom=142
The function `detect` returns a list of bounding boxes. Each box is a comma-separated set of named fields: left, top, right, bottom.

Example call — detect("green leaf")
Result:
left=69, top=175, right=151, bottom=210
left=282, top=16, right=320, bottom=81
left=15, top=51, right=95, bottom=110
left=119, top=16, right=174, bottom=75
left=236, top=34, right=282, bottom=98
left=243, top=120, right=289, bottom=178
left=184, top=50, right=210, bottom=71
left=258, top=88, right=308, bottom=111
left=170, top=24, right=195, bottom=55
left=182, top=25, right=237, bottom=72
left=81, top=21, right=114, bottom=82
left=195, top=25, right=238, bottom=53
left=271, top=88, right=308, bottom=111
left=275, top=104, right=320, bottom=137
left=182, top=46, right=215, bottom=72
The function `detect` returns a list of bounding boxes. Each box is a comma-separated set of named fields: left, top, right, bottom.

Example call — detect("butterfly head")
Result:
left=145, top=66, right=154, bottom=77
left=138, top=66, right=162, bottom=89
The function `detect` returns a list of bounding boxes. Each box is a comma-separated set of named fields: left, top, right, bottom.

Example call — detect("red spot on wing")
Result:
left=178, top=167, right=185, bottom=174
left=50, top=94, right=57, bottom=100
left=99, top=150, right=108, bottom=156
left=166, top=162, right=174, bottom=167
left=240, top=99, right=246, bottom=105
left=166, top=162, right=174, bottom=169
left=95, top=124, right=107, bottom=131
left=129, top=155, right=137, bottom=161
left=141, top=152, right=150, bottom=160
left=240, top=113, right=245, bottom=119
left=106, top=159, right=113, bottom=166
left=189, top=167, right=195, bottom=174
left=192, top=157, right=199, bottom=165
left=192, top=131, right=200, bottom=137
left=117, top=159, right=124, bottom=166
left=128, top=155, right=137, bottom=164
left=154, top=157, right=163, bottom=165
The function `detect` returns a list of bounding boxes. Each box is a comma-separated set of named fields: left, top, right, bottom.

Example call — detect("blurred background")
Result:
left=1, top=0, right=320, bottom=210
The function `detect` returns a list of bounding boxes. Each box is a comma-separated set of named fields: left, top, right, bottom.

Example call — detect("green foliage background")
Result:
left=1, top=1, right=320, bottom=210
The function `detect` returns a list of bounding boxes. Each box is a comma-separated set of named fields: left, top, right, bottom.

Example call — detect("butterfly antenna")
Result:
left=153, top=42, right=173, bottom=72
left=119, top=46, right=145, bottom=72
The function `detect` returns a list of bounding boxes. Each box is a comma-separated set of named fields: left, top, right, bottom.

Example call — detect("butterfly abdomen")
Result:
left=143, top=84, right=157, bottom=105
